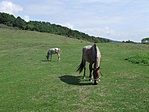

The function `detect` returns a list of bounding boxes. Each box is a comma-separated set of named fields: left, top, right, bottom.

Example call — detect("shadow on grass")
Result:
left=59, top=75, right=92, bottom=86
left=41, top=60, right=49, bottom=62
left=41, top=60, right=58, bottom=62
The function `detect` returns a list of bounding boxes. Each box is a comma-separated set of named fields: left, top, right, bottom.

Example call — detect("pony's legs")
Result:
left=83, top=61, right=86, bottom=79
left=50, top=54, right=52, bottom=61
left=57, top=53, right=60, bottom=61
left=89, top=63, right=93, bottom=81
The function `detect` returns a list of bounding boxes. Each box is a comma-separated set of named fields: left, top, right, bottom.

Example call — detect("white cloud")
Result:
left=81, top=27, right=149, bottom=42
left=61, top=23, right=74, bottom=29
left=82, top=27, right=116, bottom=37
left=23, top=15, right=30, bottom=22
left=75, top=0, right=119, bottom=4
left=0, top=1, right=23, bottom=14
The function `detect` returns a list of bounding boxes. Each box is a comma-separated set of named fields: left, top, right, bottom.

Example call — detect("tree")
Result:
left=122, top=40, right=135, bottom=43
left=13, top=16, right=27, bottom=29
left=0, top=12, right=15, bottom=26
left=141, top=37, right=149, bottom=44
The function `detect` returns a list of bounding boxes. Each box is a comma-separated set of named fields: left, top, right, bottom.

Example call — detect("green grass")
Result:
left=0, top=28, right=149, bottom=112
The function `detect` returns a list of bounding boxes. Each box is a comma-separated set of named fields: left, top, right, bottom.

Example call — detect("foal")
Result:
left=77, top=44, right=101, bottom=85
left=46, top=48, right=61, bottom=61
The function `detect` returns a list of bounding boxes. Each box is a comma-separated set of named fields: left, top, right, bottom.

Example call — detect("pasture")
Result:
left=0, top=28, right=149, bottom=112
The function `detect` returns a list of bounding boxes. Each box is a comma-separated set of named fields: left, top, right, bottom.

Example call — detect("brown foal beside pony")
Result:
left=77, top=44, right=101, bottom=85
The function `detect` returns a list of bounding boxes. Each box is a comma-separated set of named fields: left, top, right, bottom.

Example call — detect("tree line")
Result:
left=0, top=12, right=110, bottom=43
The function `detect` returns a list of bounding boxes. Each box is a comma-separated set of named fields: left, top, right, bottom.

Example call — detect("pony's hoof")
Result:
left=93, top=83, right=98, bottom=85
left=82, top=77, right=86, bottom=79
left=89, top=78, right=92, bottom=82
left=93, top=81, right=98, bottom=85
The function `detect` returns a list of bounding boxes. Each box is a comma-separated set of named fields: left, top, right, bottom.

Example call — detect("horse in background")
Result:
left=77, top=44, right=101, bottom=85
left=46, top=48, right=61, bottom=61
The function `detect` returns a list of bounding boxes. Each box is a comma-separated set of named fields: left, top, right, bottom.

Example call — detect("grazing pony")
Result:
left=46, top=48, right=61, bottom=61
left=77, top=44, right=101, bottom=85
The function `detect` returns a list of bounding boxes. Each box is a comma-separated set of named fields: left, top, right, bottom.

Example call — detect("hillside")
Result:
left=0, top=12, right=111, bottom=43
left=0, top=28, right=149, bottom=111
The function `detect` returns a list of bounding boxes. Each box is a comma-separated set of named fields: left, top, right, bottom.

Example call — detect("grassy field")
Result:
left=0, top=28, right=149, bottom=112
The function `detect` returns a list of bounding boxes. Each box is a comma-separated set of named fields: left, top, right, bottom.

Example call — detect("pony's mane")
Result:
left=93, top=44, right=97, bottom=58
left=93, top=44, right=97, bottom=68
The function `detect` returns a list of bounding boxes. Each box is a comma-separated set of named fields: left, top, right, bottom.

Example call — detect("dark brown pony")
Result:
left=77, top=44, right=101, bottom=85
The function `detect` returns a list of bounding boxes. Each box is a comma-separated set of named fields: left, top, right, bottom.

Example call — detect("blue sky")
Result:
left=0, top=0, right=149, bottom=42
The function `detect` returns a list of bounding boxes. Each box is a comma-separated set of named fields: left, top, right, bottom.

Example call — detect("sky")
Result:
left=0, top=0, right=149, bottom=42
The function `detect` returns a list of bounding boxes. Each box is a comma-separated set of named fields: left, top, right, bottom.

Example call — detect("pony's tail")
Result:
left=76, top=59, right=84, bottom=73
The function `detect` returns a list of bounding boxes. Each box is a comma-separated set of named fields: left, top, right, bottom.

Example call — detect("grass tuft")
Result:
left=125, top=53, right=149, bottom=66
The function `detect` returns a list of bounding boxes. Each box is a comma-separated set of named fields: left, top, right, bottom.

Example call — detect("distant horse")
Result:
left=46, top=48, right=61, bottom=61
left=77, top=44, right=101, bottom=85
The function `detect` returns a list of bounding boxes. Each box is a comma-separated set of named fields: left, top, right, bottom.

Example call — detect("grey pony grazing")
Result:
left=46, top=48, right=61, bottom=61
left=77, top=44, right=101, bottom=85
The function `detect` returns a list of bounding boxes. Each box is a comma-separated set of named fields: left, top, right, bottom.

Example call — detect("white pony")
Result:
left=46, top=48, right=61, bottom=61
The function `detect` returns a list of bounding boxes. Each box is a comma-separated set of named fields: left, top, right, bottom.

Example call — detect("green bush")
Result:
left=125, top=54, right=149, bottom=65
